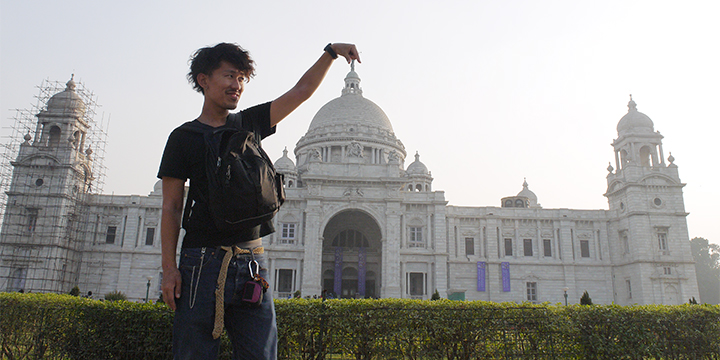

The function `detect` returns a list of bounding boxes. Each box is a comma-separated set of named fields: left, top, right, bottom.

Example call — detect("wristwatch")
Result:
left=324, top=43, right=338, bottom=59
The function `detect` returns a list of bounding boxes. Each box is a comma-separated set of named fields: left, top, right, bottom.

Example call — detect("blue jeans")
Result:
left=173, top=247, right=277, bottom=360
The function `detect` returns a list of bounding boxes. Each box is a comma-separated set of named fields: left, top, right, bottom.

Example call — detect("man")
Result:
left=158, top=42, right=360, bottom=359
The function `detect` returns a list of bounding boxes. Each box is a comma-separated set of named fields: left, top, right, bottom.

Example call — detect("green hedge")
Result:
left=0, top=293, right=172, bottom=359
left=2, top=293, right=719, bottom=359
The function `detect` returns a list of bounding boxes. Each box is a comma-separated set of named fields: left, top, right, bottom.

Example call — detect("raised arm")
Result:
left=269, top=43, right=360, bottom=127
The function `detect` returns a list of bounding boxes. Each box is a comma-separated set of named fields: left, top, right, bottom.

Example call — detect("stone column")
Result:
left=382, top=202, right=402, bottom=298
left=301, top=202, right=323, bottom=297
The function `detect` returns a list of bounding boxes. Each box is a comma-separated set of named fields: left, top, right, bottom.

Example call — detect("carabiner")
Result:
left=249, top=260, right=260, bottom=278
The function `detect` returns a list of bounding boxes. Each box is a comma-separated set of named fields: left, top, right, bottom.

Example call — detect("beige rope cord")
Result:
left=212, top=245, right=264, bottom=339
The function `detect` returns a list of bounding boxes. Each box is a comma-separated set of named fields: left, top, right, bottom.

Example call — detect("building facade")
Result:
left=0, top=72, right=699, bottom=305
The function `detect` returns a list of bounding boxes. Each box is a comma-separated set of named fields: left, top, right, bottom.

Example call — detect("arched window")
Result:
left=48, top=126, right=61, bottom=147
left=415, top=184, right=422, bottom=192
left=639, top=146, right=652, bottom=167
left=332, top=229, right=369, bottom=248
left=72, top=131, right=81, bottom=149
left=515, top=199, right=525, bottom=208
left=620, top=149, right=629, bottom=168
left=504, top=200, right=513, bottom=207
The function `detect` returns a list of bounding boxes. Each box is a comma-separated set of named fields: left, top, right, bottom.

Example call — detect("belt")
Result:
left=228, top=246, right=264, bottom=255
left=212, top=245, right=264, bottom=339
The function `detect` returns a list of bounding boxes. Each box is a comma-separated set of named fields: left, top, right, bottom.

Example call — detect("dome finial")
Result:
left=66, top=74, right=77, bottom=91
left=341, top=62, right=362, bottom=96
left=523, top=178, right=528, bottom=188
left=628, top=94, right=637, bottom=112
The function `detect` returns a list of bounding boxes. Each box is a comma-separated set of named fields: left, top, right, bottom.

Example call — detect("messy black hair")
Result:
left=187, top=43, right=255, bottom=93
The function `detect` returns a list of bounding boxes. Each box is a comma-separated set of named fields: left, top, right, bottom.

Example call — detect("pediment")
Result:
left=641, top=175, right=676, bottom=186
left=19, top=154, right=60, bottom=166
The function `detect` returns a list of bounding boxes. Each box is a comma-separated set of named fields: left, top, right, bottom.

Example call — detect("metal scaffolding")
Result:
left=0, top=78, right=109, bottom=293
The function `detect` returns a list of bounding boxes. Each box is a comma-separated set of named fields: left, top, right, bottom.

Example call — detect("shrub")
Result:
left=104, top=290, right=127, bottom=301
left=2, top=293, right=719, bottom=359
left=69, top=286, right=80, bottom=296
left=580, top=290, right=593, bottom=305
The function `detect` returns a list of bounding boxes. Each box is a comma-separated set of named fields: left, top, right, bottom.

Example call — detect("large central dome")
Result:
left=296, top=64, right=403, bottom=151
left=307, top=68, right=393, bottom=134
left=293, top=64, right=406, bottom=172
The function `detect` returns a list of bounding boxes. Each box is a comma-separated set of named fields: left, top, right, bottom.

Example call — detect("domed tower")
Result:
left=501, top=179, right=541, bottom=208
left=0, top=76, right=96, bottom=293
left=405, top=152, right=433, bottom=192
left=274, top=147, right=298, bottom=188
left=605, top=96, right=698, bottom=305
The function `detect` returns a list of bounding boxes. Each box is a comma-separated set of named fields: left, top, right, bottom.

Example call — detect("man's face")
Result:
left=199, top=61, right=245, bottom=111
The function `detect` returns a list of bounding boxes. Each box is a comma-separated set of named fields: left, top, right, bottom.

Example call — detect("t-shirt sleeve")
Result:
left=240, top=101, right=276, bottom=139
left=157, top=128, right=189, bottom=180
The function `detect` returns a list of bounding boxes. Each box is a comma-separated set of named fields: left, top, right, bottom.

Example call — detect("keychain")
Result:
left=237, top=259, right=268, bottom=307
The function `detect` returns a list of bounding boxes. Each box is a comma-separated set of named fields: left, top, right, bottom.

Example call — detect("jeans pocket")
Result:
left=179, top=248, right=215, bottom=270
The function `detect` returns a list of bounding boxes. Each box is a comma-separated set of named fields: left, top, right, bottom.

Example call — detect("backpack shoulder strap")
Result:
left=226, top=112, right=263, bottom=145
left=227, top=112, right=242, bottom=129
left=177, top=120, right=211, bottom=226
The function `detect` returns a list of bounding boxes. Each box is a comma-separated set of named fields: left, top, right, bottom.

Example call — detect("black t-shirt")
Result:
left=157, top=102, right=276, bottom=248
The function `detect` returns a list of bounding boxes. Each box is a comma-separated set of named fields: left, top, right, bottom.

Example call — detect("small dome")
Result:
left=153, top=180, right=163, bottom=192
left=45, top=75, right=86, bottom=117
left=274, top=147, right=296, bottom=173
left=406, top=152, right=428, bottom=175
left=617, top=96, right=653, bottom=135
left=150, top=180, right=163, bottom=196
left=517, top=179, right=539, bottom=206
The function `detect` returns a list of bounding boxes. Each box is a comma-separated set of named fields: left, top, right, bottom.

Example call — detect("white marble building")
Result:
left=0, top=71, right=699, bottom=305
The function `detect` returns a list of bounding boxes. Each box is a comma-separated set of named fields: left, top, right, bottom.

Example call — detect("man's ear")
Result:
left=197, top=73, right=209, bottom=91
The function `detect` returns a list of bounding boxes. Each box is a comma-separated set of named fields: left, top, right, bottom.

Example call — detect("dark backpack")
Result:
left=180, top=113, right=285, bottom=232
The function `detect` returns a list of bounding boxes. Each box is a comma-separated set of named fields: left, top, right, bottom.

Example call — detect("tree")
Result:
left=431, top=289, right=441, bottom=300
left=580, top=291, right=593, bottom=305
left=690, top=237, right=720, bottom=304
left=69, top=286, right=80, bottom=296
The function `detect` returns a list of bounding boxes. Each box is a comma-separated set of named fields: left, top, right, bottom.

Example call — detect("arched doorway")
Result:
left=321, top=210, right=382, bottom=298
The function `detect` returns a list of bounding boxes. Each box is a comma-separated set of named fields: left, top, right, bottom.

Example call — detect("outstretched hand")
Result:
left=331, top=43, right=361, bottom=64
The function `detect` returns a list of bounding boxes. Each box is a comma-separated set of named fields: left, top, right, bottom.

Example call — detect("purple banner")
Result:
left=477, top=261, right=486, bottom=292
left=501, top=262, right=511, bottom=292
left=358, top=247, right=366, bottom=297
left=334, top=247, right=343, bottom=296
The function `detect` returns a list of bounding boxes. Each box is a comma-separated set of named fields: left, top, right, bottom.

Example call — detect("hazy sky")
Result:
left=1, top=1, right=718, bottom=246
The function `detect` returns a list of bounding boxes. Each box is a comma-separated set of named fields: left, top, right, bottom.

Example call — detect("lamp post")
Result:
left=562, top=287, right=569, bottom=306
left=145, top=276, right=153, bottom=303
